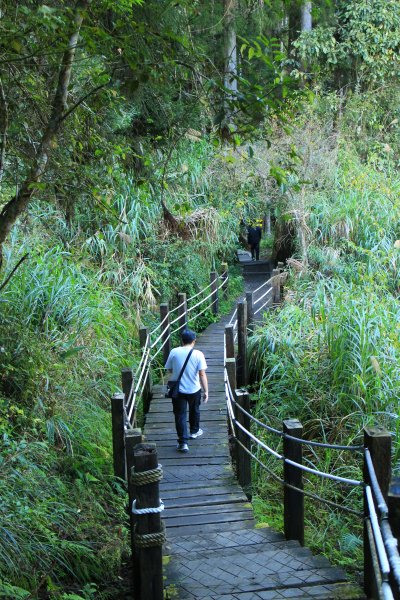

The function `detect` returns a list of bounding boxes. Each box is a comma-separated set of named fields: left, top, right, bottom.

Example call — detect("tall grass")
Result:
left=248, top=118, right=400, bottom=577
left=0, top=135, right=243, bottom=597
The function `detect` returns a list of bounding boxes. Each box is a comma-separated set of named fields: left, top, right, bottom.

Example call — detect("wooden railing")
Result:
left=110, top=263, right=229, bottom=600
left=225, top=270, right=400, bottom=600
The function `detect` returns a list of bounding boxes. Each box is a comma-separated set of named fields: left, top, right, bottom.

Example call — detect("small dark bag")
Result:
left=165, top=349, right=193, bottom=399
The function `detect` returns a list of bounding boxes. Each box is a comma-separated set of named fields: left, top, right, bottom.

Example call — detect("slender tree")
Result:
left=301, top=1, right=312, bottom=32
left=223, top=0, right=238, bottom=123
left=0, top=0, right=88, bottom=267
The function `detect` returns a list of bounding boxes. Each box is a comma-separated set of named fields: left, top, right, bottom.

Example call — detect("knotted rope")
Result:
left=131, top=463, right=163, bottom=486
left=134, top=522, right=166, bottom=548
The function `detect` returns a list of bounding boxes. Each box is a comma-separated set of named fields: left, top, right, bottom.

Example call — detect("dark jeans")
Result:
left=172, top=389, right=201, bottom=443
left=250, top=243, right=260, bottom=260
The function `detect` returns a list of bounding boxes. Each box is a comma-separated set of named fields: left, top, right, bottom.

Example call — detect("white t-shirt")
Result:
left=165, top=347, right=207, bottom=394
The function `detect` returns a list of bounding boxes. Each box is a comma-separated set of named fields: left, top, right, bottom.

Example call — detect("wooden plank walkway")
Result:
left=143, top=263, right=364, bottom=600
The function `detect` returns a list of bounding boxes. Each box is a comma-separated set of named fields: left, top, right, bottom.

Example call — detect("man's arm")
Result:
left=199, top=369, right=208, bottom=403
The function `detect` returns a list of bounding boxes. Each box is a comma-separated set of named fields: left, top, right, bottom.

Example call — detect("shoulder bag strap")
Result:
left=176, top=348, right=194, bottom=384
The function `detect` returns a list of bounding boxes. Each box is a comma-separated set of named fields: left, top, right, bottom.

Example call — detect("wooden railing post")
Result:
left=237, top=300, right=248, bottom=387
left=235, top=389, right=251, bottom=491
left=177, top=292, right=187, bottom=333
left=363, top=427, right=392, bottom=599
left=121, top=367, right=134, bottom=403
left=133, top=443, right=164, bottom=600
left=210, top=271, right=219, bottom=315
left=283, top=419, right=304, bottom=545
left=159, top=303, right=171, bottom=365
left=221, top=262, right=228, bottom=300
left=225, top=357, right=237, bottom=393
left=125, top=428, right=143, bottom=599
left=225, top=357, right=237, bottom=461
left=225, top=324, right=235, bottom=359
left=246, top=291, right=254, bottom=334
left=272, top=269, right=281, bottom=305
left=139, top=326, right=152, bottom=414
left=111, top=392, right=125, bottom=480
left=388, top=478, right=400, bottom=600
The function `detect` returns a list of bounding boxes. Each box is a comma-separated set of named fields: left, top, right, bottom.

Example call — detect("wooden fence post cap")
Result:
left=126, top=427, right=142, bottom=439
left=160, top=302, right=169, bottom=308
left=283, top=418, right=302, bottom=429
left=134, top=442, right=157, bottom=455
left=121, top=367, right=132, bottom=373
left=364, top=426, right=391, bottom=439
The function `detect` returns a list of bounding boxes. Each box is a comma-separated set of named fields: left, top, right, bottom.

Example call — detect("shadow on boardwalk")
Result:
left=143, top=257, right=364, bottom=600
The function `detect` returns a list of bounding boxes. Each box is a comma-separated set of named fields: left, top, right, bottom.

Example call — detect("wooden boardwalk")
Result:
left=143, top=261, right=363, bottom=600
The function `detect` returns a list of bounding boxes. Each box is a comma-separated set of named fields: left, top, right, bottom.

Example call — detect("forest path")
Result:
left=143, top=256, right=364, bottom=600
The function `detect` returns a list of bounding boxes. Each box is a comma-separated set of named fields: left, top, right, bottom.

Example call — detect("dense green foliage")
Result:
left=0, top=0, right=399, bottom=596
left=248, top=101, right=399, bottom=575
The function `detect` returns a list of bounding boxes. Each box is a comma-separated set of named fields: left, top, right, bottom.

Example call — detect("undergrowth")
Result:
left=248, top=102, right=400, bottom=580
left=0, top=134, right=251, bottom=598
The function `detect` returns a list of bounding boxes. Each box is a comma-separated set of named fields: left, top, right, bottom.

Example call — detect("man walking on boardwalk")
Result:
left=165, top=329, right=208, bottom=453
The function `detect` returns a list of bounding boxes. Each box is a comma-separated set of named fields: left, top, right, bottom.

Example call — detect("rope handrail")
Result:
left=380, top=521, right=400, bottom=588
left=186, top=279, right=214, bottom=303
left=151, top=323, right=183, bottom=362
left=228, top=308, right=237, bottom=327
left=127, top=346, right=151, bottom=410
left=227, top=405, right=363, bottom=517
left=225, top=378, right=363, bottom=487
left=150, top=310, right=170, bottom=336
left=225, top=373, right=363, bottom=451
left=133, top=333, right=150, bottom=379
left=187, top=287, right=216, bottom=314
left=253, top=286, right=272, bottom=306
left=365, top=449, right=389, bottom=515
left=366, top=485, right=391, bottom=577
left=125, top=270, right=229, bottom=422
left=254, top=297, right=272, bottom=316
left=148, top=275, right=228, bottom=338
left=128, top=365, right=150, bottom=421
left=150, top=320, right=171, bottom=349
left=252, top=276, right=272, bottom=295
left=187, top=299, right=214, bottom=323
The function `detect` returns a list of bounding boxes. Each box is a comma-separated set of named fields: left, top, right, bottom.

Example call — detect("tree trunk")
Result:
left=223, top=0, right=237, bottom=125
left=0, top=0, right=88, bottom=268
left=301, top=2, right=312, bottom=32
left=0, top=74, right=8, bottom=184
left=288, top=2, right=301, bottom=54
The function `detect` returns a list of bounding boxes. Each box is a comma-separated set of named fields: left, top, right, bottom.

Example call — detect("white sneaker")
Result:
left=177, top=443, right=189, bottom=452
left=189, top=429, right=203, bottom=439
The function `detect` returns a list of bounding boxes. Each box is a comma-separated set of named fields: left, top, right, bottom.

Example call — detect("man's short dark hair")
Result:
left=181, top=329, right=196, bottom=344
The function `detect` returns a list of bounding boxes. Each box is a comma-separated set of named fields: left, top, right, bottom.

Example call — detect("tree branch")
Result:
left=0, top=253, right=29, bottom=292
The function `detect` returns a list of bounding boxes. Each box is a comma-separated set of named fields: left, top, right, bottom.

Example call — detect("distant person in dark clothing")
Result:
left=247, top=224, right=262, bottom=261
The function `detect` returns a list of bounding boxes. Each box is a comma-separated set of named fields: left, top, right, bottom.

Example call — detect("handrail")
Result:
left=252, top=275, right=272, bottom=295
left=222, top=269, right=400, bottom=600
left=123, top=269, right=229, bottom=429
left=224, top=374, right=363, bottom=486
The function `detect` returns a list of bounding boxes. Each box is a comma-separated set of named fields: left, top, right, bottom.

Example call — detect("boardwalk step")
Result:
left=165, top=582, right=364, bottom=600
